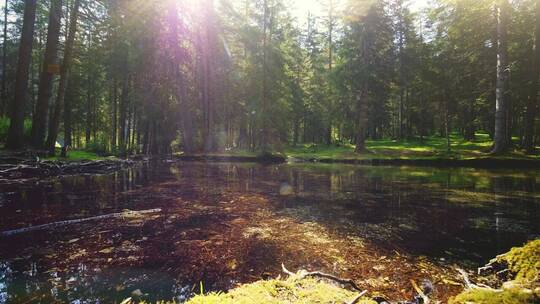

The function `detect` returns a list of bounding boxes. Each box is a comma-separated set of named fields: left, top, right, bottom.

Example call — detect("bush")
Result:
left=0, top=116, right=8, bottom=143
left=0, top=117, right=33, bottom=144
left=86, top=136, right=109, bottom=155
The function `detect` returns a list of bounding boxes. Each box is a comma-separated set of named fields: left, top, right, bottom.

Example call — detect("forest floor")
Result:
left=2, top=133, right=540, bottom=165
left=44, top=149, right=111, bottom=161
left=177, top=133, right=540, bottom=166
left=286, top=133, right=540, bottom=161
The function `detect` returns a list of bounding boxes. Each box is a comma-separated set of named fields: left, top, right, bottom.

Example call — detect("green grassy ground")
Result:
left=44, top=149, right=110, bottom=161
left=188, top=133, right=539, bottom=161
left=3, top=133, right=540, bottom=163
left=285, top=133, right=540, bottom=161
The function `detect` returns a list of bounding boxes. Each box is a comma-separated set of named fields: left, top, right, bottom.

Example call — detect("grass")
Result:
left=171, top=133, right=540, bottom=164
left=44, top=149, right=111, bottom=161
left=178, top=133, right=540, bottom=162
left=285, top=133, right=540, bottom=161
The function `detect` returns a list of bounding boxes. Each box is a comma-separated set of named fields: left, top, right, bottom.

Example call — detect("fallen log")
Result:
left=0, top=208, right=162, bottom=237
left=281, top=263, right=364, bottom=292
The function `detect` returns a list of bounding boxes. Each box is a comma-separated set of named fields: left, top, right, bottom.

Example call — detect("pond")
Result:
left=0, top=161, right=539, bottom=303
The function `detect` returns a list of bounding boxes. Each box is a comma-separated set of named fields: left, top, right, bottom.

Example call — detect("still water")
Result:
left=0, top=161, right=538, bottom=303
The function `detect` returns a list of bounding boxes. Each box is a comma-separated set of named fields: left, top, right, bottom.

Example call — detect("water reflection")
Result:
left=0, top=161, right=538, bottom=303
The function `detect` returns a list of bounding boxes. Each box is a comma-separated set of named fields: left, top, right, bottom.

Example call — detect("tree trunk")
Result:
left=45, top=0, right=80, bottom=155
left=6, top=0, right=37, bottom=149
left=85, top=72, right=92, bottom=144
left=169, top=0, right=195, bottom=153
left=261, top=0, right=269, bottom=152
left=491, top=0, right=510, bottom=154
left=200, top=0, right=216, bottom=153
left=64, top=83, right=72, bottom=149
left=111, top=79, right=117, bottom=151
left=524, top=0, right=540, bottom=153
left=1, top=0, right=8, bottom=116
left=119, top=75, right=128, bottom=155
left=30, top=0, right=62, bottom=148
left=355, top=82, right=369, bottom=152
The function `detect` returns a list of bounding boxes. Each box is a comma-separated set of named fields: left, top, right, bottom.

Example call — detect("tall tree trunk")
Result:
left=355, top=22, right=371, bottom=153
left=1, top=0, right=8, bottom=116
left=119, top=75, right=128, bottom=155
left=491, top=0, right=510, bottom=154
left=168, top=0, right=195, bottom=153
left=45, top=0, right=80, bottom=155
left=111, top=79, right=117, bottom=151
left=524, top=0, right=540, bottom=153
left=64, top=83, right=72, bottom=148
left=6, top=0, right=37, bottom=149
left=85, top=72, right=92, bottom=144
left=201, top=0, right=216, bottom=153
left=30, top=0, right=62, bottom=148
left=355, top=82, right=369, bottom=152
left=261, top=0, right=269, bottom=152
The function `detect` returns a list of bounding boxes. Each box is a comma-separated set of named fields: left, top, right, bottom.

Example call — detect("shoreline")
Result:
left=175, top=154, right=540, bottom=169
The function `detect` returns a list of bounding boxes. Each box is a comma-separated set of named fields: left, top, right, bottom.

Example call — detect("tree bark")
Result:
left=45, top=0, right=80, bottom=155
left=64, top=83, right=72, bottom=148
left=119, top=75, right=128, bottom=155
left=30, top=0, right=62, bottom=148
left=261, top=0, right=269, bottom=152
left=111, top=79, right=117, bottom=151
left=1, top=0, right=8, bottom=116
left=491, top=0, right=510, bottom=154
left=524, top=0, right=540, bottom=153
left=168, top=0, right=195, bottom=153
left=355, top=82, right=369, bottom=152
left=6, top=0, right=37, bottom=149
left=85, top=72, right=92, bottom=144
left=201, top=0, right=216, bottom=152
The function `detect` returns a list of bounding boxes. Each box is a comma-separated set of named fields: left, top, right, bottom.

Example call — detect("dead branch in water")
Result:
left=346, top=290, right=368, bottom=304
left=456, top=268, right=501, bottom=292
left=0, top=208, right=162, bottom=237
left=281, top=263, right=364, bottom=292
left=0, top=159, right=136, bottom=180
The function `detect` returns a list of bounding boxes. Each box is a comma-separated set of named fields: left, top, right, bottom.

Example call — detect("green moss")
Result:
left=449, top=287, right=538, bottom=304
left=450, top=240, right=540, bottom=304
left=186, top=277, right=375, bottom=304
left=496, top=239, right=540, bottom=282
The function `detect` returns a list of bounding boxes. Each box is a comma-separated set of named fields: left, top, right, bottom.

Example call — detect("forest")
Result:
left=0, top=1, right=539, bottom=304
left=0, top=0, right=539, bottom=158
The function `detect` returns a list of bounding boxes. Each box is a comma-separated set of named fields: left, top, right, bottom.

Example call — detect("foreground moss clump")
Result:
left=186, top=277, right=375, bottom=304
left=449, top=286, right=538, bottom=304
left=497, top=239, right=540, bottom=282
left=450, top=239, right=540, bottom=304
